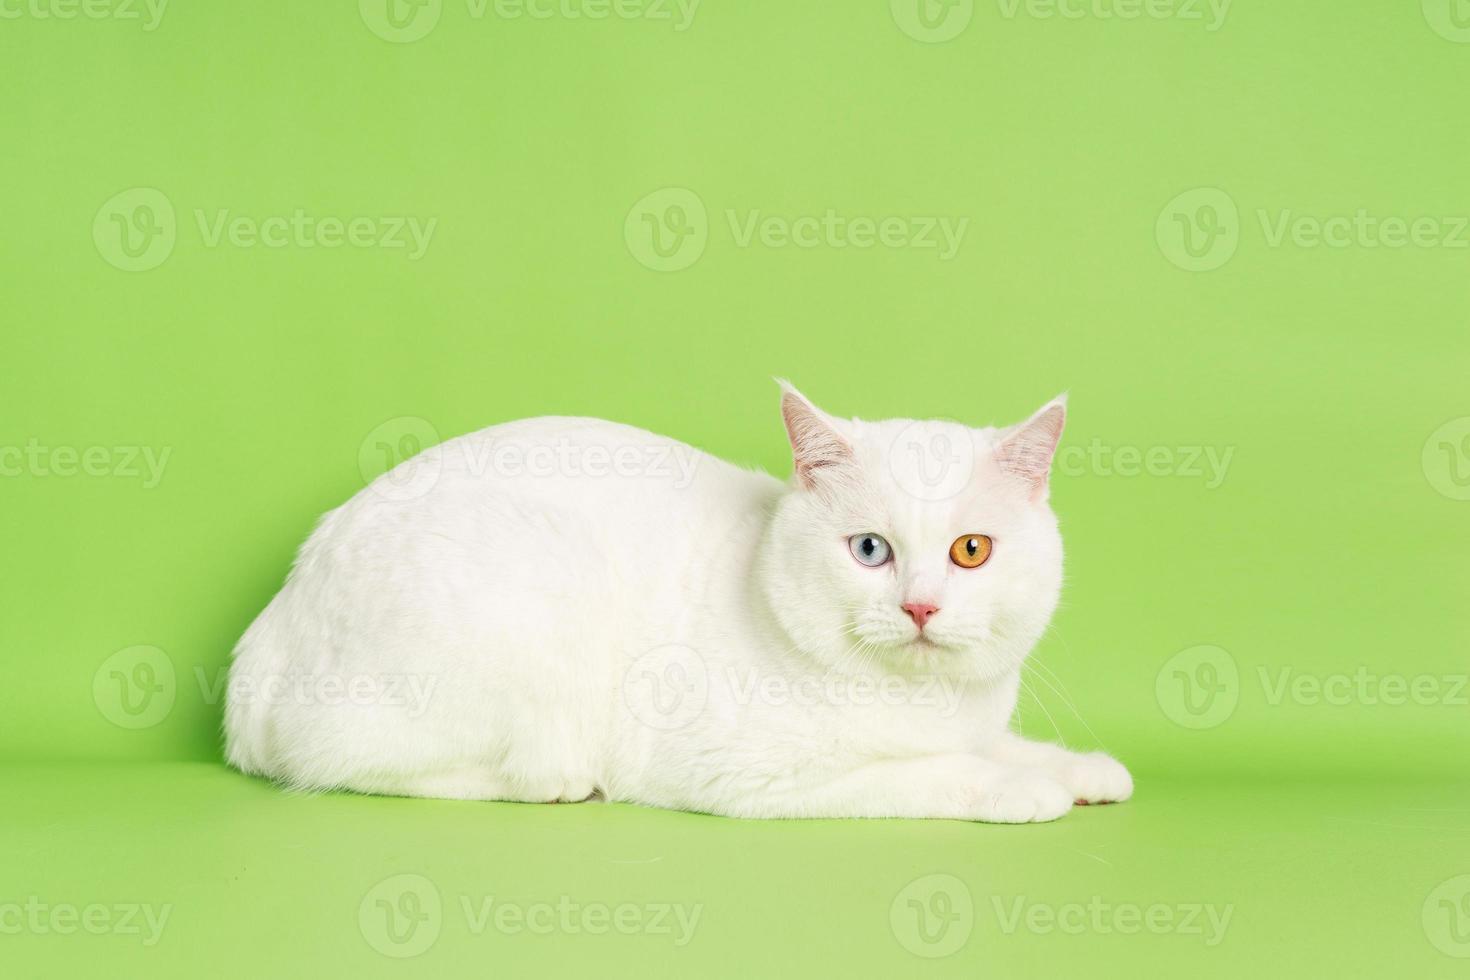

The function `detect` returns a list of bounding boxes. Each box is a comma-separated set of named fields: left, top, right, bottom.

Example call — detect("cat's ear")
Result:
left=995, top=394, right=1067, bottom=501
left=777, top=380, right=852, bottom=490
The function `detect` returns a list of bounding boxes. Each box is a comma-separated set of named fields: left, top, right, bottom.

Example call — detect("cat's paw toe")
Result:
left=1059, top=752, right=1133, bottom=805
left=971, top=771, right=1073, bottom=824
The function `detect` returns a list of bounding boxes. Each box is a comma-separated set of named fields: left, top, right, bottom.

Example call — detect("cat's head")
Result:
left=759, top=383, right=1066, bottom=682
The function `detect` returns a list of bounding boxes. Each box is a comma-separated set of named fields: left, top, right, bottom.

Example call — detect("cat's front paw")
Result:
left=1056, top=752, right=1133, bottom=805
left=969, top=770, right=1073, bottom=824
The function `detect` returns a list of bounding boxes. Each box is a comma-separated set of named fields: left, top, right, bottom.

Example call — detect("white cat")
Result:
left=224, top=384, right=1131, bottom=822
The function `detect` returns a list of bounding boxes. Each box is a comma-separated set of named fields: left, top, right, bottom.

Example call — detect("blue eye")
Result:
left=848, top=533, right=892, bottom=567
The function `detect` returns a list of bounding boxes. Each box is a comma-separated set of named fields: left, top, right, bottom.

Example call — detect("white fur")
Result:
left=224, top=387, right=1131, bottom=822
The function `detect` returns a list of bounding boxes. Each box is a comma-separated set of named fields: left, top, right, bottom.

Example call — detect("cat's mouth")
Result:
left=847, top=616, right=959, bottom=657
left=900, top=632, right=964, bottom=658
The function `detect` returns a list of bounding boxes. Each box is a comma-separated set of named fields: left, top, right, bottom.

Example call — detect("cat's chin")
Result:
left=838, top=634, right=1016, bottom=683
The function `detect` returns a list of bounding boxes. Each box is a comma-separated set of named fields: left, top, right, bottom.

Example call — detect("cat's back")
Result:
left=352, top=414, right=778, bottom=533
left=271, top=415, right=782, bottom=645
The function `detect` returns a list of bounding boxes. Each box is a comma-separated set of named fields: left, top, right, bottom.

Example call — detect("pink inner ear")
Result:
left=995, top=402, right=1065, bottom=498
left=781, top=391, right=851, bottom=489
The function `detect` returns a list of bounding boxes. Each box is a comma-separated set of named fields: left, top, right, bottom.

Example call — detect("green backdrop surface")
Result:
left=2, top=1, right=1467, bottom=977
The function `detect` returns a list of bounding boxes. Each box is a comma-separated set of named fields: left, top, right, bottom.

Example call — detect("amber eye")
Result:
left=949, top=534, right=993, bottom=569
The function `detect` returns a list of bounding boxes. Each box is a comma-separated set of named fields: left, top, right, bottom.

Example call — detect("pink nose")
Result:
left=901, top=602, right=939, bottom=629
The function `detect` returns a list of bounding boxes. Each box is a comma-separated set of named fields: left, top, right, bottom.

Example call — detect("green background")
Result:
left=2, top=1, right=1467, bottom=976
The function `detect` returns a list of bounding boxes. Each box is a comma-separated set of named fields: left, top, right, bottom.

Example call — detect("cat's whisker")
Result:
left=1017, top=672, right=1068, bottom=749
left=1023, top=655, right=1111, bottom=758
left=810, top=623, right=882, bottom=680
left=769, top=622, right=862, bottom=669
left=1026, top=633, right=1113, bottom=754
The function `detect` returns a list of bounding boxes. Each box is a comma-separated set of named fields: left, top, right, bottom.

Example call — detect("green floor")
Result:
left=5, top=764, right=1467, bottom=977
